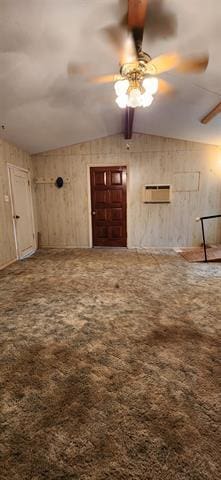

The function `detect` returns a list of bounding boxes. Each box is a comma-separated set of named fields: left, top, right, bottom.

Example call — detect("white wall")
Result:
left=32, top=133, right=221, bottom=248
left=0, top=139, right=36, bottom=269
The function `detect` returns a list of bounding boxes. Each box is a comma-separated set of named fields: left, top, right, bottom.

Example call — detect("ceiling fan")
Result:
left=68, top=0, right=209, bottom=136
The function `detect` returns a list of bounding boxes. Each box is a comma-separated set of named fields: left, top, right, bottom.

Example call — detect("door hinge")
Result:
left=28, top=179, right=30, bottom=186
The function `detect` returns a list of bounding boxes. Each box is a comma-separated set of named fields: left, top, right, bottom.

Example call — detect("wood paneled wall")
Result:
left=0, top=139, right=36, bottom=269
left=32, top=133, right=221, bottom=248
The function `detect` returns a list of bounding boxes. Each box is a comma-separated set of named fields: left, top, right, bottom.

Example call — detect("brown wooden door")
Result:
left=90, top=166, right=127, bottom=247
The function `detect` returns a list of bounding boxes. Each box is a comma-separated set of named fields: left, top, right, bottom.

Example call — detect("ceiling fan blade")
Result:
left=102, top=24, right=137, bottom=64
left=175, top=54, right=209, bottom=74
left=146, top=52, right=209, bottom=75
left=200, top=102, right=221, bottom=124
left=90, top=74, right=122, bottom=84
left=146, top=53, right=180, bottom=75
left=101, top=2, right=148, bottom=64
left=158, top=79, right=174, bottom=95
left=145, top=0, right=177, bottom=41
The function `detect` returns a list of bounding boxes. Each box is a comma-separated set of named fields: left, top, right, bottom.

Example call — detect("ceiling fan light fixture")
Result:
left=141, top=92, right=154, bottom=107
left=114, top=79, right=129, bottom=96
left=143, top=77, right=159, bottom=95
left=116, top=94, right=128, bottom=108
left=127, top=88, right=143, bottom=108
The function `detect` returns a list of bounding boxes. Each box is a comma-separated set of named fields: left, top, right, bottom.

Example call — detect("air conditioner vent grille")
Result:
left=143, top=184, right=171, bottom=203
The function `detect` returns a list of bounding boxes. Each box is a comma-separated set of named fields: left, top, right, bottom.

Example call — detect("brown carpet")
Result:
left=0, top=249, right=220, bottom=480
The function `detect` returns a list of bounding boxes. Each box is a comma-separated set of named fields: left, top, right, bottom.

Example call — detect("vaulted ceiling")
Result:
left=0, top=0, right=221, bottom=153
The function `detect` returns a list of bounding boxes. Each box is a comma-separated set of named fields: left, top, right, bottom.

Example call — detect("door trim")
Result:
left=7, top=163, right=36, bottom=259
left=87, top=164, right=128, bottom=248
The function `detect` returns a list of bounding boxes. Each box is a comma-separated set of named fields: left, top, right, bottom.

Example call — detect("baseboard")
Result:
left=0, top=258, right=17, bottom=271
left=129, top=246, right=181, bottom=250
left=38, top=245, right=198, bottom=251
left=174, top=246, right=201, bottom=252
left=40, top=245, right=90, bottom=249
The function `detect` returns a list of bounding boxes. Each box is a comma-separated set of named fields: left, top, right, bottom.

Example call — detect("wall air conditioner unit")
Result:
left=143, top=185, right=171, bottom=203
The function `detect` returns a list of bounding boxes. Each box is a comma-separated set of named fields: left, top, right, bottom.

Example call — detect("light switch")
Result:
left=4, top=195, right=9, bottom=203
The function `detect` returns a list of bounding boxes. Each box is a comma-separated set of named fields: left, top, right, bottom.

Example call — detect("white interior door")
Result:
left=9, top=166, right=35, bottom=259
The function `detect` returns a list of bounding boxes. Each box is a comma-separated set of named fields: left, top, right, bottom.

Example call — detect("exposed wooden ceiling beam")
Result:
left=201, top=102, right=221, bottom=124
left=124, top=106, right=135, bottom=139
left=128, top=0, right=148, bottom=29
left=124, top=2, right=147, bottom=140
left=128, top=0, right=148, bottom=53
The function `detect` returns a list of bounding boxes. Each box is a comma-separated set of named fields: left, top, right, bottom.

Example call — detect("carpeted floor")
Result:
left=0, top=248, right=220, bottom=480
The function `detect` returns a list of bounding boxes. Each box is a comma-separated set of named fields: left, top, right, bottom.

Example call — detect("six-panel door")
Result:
left=90, top=166, right=127, bottom=247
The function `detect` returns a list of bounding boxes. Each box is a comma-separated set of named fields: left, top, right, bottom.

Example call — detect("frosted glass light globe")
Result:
left=143, top=77, right=159, bottom=95
left=116, top=94, right=128, bottom=108
left=128, top=88, right=142, bottom=108
left=141, top=92, right=154, bottom=107
left=114, top=79, right=129, bottom=96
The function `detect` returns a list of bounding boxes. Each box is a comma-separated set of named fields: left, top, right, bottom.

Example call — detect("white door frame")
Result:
left=87, top=163, right=129, bottom=248
left=7, top=163, right=36, bottom=259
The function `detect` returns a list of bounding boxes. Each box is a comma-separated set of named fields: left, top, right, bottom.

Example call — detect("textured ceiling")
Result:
left=0, top=0, right=221, bottom=153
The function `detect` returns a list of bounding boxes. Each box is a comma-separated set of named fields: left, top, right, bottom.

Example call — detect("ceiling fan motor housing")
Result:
left=120, top=52, right=153, bottom=82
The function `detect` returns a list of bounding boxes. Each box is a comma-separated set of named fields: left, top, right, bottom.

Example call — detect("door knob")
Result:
left=14, top=215, right=20, bottom=219
left=92, top=211, right=96, bottom=215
